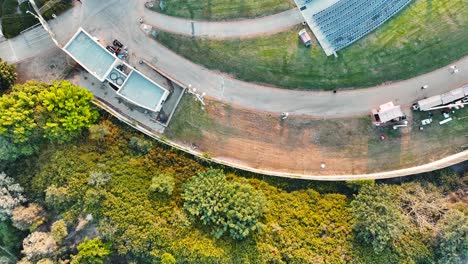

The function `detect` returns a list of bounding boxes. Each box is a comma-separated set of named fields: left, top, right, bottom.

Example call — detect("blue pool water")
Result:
left=65, top=31, right=116, bottom=79
left=119, top=72, right=165, bottom=110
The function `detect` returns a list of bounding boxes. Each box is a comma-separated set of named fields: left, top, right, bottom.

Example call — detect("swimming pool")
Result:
left=65, top=31, right=116, bottom=80
left=118, top=71, right=166, bottom=111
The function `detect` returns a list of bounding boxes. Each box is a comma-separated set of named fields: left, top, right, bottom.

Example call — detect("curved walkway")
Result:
left=4, top=0, right=468, bottom=118
left=44, top=0, right=468, bottom=118
left=143, top=8, right=304, bottom=38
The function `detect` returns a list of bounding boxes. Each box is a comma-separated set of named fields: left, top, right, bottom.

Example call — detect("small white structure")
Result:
left=372, top=101, right=405, bottom=126
left=63, top=28, right=170, bottom=113
left=298, top=29, right=312, bottom=47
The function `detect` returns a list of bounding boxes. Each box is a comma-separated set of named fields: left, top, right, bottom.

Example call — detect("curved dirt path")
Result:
left=142, top=8, right=304, bottom=38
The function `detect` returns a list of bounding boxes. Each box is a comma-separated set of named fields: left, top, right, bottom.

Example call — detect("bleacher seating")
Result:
left=311, top=0, right=412, bottom=53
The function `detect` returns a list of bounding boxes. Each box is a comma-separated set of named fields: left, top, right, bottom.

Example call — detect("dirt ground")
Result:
left=167, top=96, right=468, bottom=175
left=15, top=47, right=75, bottom=83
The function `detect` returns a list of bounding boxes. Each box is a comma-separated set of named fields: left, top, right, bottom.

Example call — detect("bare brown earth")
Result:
left=166, top=96, right=468, bottom=175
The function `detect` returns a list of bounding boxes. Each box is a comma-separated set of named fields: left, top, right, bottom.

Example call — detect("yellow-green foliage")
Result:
left=182, top=169, right=268, bottom=240
left=0, top=59, right=16, bottom=91
left=24, top=119, right=355, bottom=263
left=51, top=219, right=67, bottom=243
left=71, top=238, right=111, bottom=264
left=0, top=81, right=98, bottom=160
left=9, top=118, right=461, bottom=264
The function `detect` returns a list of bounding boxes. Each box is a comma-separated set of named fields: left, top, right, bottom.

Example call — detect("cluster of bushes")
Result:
left=1, top=110, right=466, bottom=263
left=0, top=59, right=16, bottom=92
left=0, top=80, right=98, bottom=160
left=0, top=67, right=465, bottom=264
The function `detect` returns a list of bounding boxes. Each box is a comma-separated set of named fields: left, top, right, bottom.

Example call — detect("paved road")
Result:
left=2, top=0, right=468, bottom=118
left=50, top=0, right=468, bottom=117
left=142, top=8, right=304, bottom=38
left=0, top=25, right=54, bottom=63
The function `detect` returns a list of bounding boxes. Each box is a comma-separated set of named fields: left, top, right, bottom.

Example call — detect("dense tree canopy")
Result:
left=182, top=169, right=267, bottom=240
left=0, top=81, right=98, bottom=160
left=436, top=210, right=468, bottom=264
left=351, top=184, right=408, bottom=253
left=1, top=115, right=465, bottom=264
left=0, top=59, right=16, bottom=92
left=0, top=172, right=25, bottom=221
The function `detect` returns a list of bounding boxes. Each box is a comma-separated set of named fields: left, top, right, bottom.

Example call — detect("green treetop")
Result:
left=0, top=59, right=16, bottom=92
left=71, top=238, right=111, bottom=264
left=0, top=81, right=98, bottom=160
left=183, top=169, right=267, bottom=240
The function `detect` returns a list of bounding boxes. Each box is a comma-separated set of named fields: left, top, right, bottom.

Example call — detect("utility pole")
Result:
left=26, top=0, right=60, bottom=47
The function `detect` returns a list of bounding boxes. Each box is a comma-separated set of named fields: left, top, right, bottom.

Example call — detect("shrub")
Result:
left=149, top=172, right=175, bottom=195
left=11, top=203, right=45, bottom=231
left=182, top=169, right=267, bottom=240
left=0, top=59, right=16, bottom=92
left=128, top=136, right=153, bottom=154
left=0, top=172, right=25, bottom=221
left=161, top=253, right=176, bottom=264
left=88, top=171, right=112, bottom=187
left=70, top=238, right=111, bottom=264
left=50, top=220, right=67, bottom=244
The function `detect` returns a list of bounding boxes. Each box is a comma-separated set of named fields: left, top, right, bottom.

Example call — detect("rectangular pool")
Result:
left=118, top=71, right=166, bottom=111
left=65, top=31, right=116, bottom=80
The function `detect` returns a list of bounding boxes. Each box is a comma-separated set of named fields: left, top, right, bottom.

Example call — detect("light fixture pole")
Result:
left=26, top=0, right=60, bottom=46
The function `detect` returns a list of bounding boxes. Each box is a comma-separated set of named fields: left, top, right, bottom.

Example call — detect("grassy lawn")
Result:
left=147, top=0, right=295, bottom=21
left=165, top=95, right=214, bottom=141
left=155, top=0, right=468, bottom=90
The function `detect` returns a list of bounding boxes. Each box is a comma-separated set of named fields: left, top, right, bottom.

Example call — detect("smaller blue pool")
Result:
left=118, top=72, right=166, bottom=111
left=65, top=31, right=116, bottom=80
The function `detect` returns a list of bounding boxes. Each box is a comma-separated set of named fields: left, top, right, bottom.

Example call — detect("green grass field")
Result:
left=148, top=0, right=295, bottom=21
left=156, top=0, right=468, bottom=90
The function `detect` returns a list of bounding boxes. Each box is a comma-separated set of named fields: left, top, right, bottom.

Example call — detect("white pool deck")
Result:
left=63, top=28, right=170, bottom=112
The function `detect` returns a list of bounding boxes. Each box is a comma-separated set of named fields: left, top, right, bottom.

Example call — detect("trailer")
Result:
left=298, top=29, right=312, bottom=47
left=441, top=88, right=464, bottom=105
left=414, top=85, right=468, bottom=111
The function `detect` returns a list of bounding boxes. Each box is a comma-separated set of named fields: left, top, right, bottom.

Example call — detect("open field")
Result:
left=147, top=0, right=295, bottom=21
left=156, top=0, right=468, bottom=90
left=165, top=95, right=468, bottom=174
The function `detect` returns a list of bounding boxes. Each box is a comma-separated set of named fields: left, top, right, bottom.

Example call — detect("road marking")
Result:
left=8, top=40, right=18, bottom=62
left=220, top=77, right=225, bottom=98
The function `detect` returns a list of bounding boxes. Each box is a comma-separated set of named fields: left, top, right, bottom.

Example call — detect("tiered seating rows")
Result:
left=311, top=0, right=412, bottom=52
